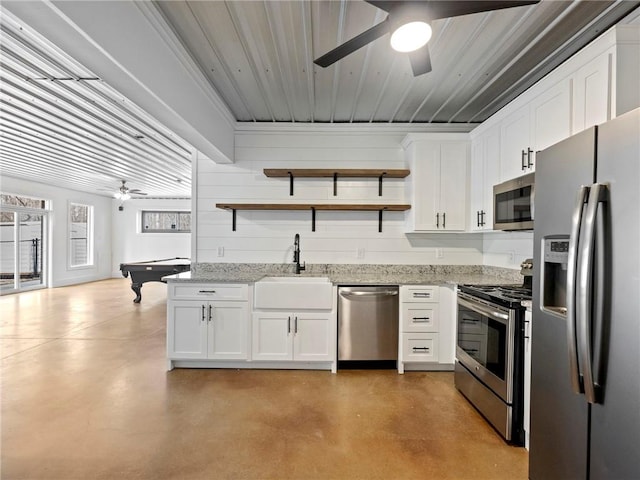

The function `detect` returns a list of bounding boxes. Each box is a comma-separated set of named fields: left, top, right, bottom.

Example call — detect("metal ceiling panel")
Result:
left=0, top=9, right=192, bottom=197
left=2, top=0, right=640, bottom=200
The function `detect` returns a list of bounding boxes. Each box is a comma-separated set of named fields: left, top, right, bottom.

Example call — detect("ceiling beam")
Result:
left=2, top=0, right=236, bottom=164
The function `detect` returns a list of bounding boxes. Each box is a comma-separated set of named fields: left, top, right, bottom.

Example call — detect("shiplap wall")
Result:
left=483, top=232, right=534, bottom=268
left=195, top=126, right=484, bottom=265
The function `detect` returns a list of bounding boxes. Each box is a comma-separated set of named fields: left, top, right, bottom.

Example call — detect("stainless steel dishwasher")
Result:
left=338, top=286, right=399, bottom=364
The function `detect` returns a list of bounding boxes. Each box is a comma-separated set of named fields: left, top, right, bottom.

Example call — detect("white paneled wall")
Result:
left=195, top=127, right=483, bottom=265
left=483, top=232, right=534, bottom=268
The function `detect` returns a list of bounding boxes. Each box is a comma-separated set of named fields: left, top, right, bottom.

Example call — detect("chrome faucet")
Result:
left=293, top=233, right=306, bottom=274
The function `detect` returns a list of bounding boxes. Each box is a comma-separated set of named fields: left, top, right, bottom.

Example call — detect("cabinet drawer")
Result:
left=402, top=304, right=439, bottom=332
left=402, top=333, right=439, bottom=363
left=169, top=283, right=249, bottom=301
left=401, top=286, right=439, bottom=303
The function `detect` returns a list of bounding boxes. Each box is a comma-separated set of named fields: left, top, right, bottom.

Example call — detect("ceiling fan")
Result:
left=114, top=180, right=147, bottom=201
left=314, top=0, right=541, bottom=76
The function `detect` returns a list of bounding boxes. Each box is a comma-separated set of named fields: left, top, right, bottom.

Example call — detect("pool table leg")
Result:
left=131, top=283, right=142, bottom=303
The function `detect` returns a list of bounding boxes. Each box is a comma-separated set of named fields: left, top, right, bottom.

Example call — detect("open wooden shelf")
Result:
left=263, top=168, right=410, bottom=196
left=215, top=203, right=411, bottom=232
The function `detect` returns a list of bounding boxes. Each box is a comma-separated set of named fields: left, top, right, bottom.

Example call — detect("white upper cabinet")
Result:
left=572, top=50, right=612, bottom=132
left=500, top=104, right=532, bottom=180
left=531, top=79, right=572, bottom=153
left=483, top=25, right=639, bottom=186
left=469, top=124, right=500, bottom=231
left=403, top=133, right=469, bottom=232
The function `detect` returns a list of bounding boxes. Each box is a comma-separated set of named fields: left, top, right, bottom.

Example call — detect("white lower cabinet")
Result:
left=168, top=300, right=248, bottom=360
left=402, top=333, right=439, bottom=362
left=398, top=285, right=455, bottom=373
left=252, top=311, right=333, bottom=362
left=167, top=283, right=250, bottom=370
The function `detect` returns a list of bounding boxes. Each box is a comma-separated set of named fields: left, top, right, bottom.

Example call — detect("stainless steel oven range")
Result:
left=455, top=279, right=531, bottom=445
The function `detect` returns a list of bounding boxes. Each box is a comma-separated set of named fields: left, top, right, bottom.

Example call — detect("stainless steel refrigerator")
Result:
left=529, top=107, right=640, bottom=480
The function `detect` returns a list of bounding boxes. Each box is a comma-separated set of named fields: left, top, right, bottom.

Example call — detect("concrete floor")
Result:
left=1, top=279, right=528, bottom=479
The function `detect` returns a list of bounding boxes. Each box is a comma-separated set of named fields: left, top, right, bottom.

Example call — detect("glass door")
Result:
left=0, top=194, right=48, bottom=294
left=0, top=211, right=16, bottom=293
left=18, top=212, right=45, bottom=289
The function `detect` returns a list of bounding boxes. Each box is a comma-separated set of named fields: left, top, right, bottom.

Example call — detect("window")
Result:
left=141, top=211, right=191, bottom=233
left=69, top=203, right=93, bottom=267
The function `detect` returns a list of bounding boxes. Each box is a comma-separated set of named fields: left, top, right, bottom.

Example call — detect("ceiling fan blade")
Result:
left=409, top=43, right=432, bottom=76
left=129, top=189, right=147, bottom=195
left=424, top=0, right=540, bottom=20
left=364, top=1, right=396, bottom=13
left=314, top=19, right=390, bottom=68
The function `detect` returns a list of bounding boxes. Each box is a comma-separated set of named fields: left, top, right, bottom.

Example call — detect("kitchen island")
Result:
left=164, top=263, right=523, bottom=372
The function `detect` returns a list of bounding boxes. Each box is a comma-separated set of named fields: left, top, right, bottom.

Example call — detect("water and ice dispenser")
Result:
left=542, top=237, right=569, bottom=316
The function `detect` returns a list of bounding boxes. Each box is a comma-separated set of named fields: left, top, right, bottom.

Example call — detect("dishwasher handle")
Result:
left=339, top=290, right=398, bottom=298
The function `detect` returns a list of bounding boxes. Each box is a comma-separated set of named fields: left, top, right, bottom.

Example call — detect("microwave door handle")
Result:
left=530, top=184, right=535, bottom=222
left=577, top=183, right=607, bottom=404
left=566, top=185, right=587, bottom=395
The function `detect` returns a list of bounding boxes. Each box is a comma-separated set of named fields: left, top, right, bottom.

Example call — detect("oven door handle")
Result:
left=458, top=296, right=509, bottom=324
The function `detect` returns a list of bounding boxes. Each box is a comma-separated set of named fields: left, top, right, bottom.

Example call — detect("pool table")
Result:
left=120, top=257, right=190, bottom=303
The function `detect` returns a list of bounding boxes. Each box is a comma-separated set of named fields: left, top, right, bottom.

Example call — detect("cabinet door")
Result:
left=293, top=312, right=333, bottom=362
left=252, top=312, right=292, bottom=361
left=412, top=142, right=441, bottom=230
left=208, top=302, right=248, bottom=360
left=500, top=104, right=531, bottom=181
left=531, top=79, right=572, bottom=156
left=469, top=138, right=485, bottom=231
left=482, top=129, right=500, bottom=230
left=167, top=301, right=207, bottom=359
left=573, top=51, right=612, bottom=134
left=439, top=142, right=467, bottom=231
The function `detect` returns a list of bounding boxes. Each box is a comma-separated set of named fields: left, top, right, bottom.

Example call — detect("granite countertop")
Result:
left=164, top=263, right=523, bottom=287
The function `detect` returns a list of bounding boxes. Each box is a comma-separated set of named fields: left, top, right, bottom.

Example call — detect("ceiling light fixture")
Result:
left=390, top=21, right=432, bottom=52
left=114, top=191, right=131, bottom=201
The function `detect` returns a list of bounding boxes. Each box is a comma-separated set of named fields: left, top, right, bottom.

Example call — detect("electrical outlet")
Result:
left=436, top=248, right=444, bottom=259
left=217, top=246, right=225, bottom=257
left=356, top=248, right=365, bottom=259
left=508, top=250, right=515, bottom=264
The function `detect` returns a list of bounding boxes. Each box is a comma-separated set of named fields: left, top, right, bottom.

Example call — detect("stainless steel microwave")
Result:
left=493, top=172, right=535, bottom=231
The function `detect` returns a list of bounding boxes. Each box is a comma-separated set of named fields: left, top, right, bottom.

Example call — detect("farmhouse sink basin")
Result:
left=259, top=276, right=331, bottom=283
left=254, top=276, right=333, bottom=310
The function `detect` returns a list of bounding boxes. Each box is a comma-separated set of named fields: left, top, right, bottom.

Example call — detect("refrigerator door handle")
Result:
left=577, top=183, right=607, bottom=404
left=566, top=185, right=587, bottom=394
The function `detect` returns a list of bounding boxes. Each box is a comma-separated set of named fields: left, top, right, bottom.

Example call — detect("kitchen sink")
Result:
left=258, top=276, right=330, bottom=283
left=254, top=275, right=333, bottom=309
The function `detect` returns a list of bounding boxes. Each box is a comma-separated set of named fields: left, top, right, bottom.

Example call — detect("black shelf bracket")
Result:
left=311, top=207, right=316, bottom=232
left=333, top=172, right=338, bottom=196
left=378, top=209, right=383, bottom=232
left=288, top=171, right=294, bottom=196
left=232, top=209, right=237, bottom=231
left=379, top=172, right=387, bottom=196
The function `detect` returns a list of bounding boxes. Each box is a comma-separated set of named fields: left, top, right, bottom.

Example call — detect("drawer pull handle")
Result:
left=412, top=292, right=431, bottom=298
left=199, top=290, right=216, bottom=293
left=464, top=348, right=479, bottom=354
left=412, top=317, right=431, bottom=322
left=412, top=347, right=430, bottom=352
left=461, top=319, right=478, bottom=325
